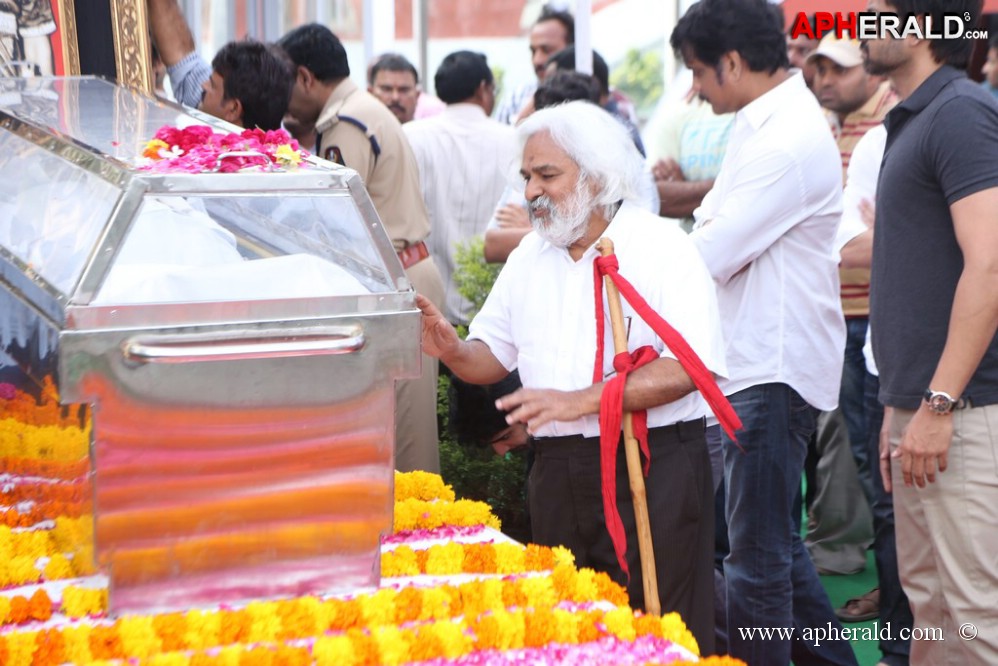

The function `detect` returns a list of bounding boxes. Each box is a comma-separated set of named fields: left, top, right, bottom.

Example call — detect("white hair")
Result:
left=516, top=100, right=645, bottom=207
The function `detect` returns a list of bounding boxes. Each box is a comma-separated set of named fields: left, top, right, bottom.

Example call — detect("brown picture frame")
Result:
left=54, top=0, right=153, bottom=92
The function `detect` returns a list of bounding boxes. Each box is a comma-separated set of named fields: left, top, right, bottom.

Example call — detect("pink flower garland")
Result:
left=140, top=125, right=309, bottom=174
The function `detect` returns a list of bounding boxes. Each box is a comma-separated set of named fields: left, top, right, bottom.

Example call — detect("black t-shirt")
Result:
left=871, top=66, right=998, bottom=409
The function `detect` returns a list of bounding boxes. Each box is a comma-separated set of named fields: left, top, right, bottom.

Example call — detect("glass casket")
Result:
left=0, top=76, right=419, bottom=615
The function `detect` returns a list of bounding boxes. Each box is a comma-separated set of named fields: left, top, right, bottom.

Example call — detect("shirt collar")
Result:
left=739, top=70, right=806, bottom=131
left=441, top=102, right=489, bottom=120
left=896, top=65, right=964, bottom=114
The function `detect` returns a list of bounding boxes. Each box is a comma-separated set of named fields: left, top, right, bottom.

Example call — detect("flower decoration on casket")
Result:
left=139, top=125, right=308, bottom=173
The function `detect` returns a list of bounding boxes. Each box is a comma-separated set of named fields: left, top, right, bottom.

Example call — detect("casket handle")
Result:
left=122, top=325, right=365, bottom=364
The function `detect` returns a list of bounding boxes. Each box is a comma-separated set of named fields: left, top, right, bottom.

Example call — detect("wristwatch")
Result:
left=923, top=390, right=959, bottom=415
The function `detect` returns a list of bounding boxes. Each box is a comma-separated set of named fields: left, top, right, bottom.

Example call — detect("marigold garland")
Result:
left=0, top=386, right=744, bottom=666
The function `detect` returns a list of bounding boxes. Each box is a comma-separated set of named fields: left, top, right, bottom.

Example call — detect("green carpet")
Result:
left=818, top=551, right=882, bottom=666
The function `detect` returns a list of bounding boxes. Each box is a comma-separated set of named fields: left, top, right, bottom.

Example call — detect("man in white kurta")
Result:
left=416, top=101, right=726, bottom=654
left=404, top=51, right=516, bottom=325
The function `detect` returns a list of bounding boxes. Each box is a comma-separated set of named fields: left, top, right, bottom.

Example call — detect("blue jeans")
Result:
left=723, top=383, right=858, bottom=666
left=841, top=317, right=874, bottom=504
left=864, top=372, right=912, bottom=665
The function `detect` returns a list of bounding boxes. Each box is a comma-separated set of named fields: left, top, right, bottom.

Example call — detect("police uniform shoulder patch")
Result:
left=323, top=145, right=345, bottom=166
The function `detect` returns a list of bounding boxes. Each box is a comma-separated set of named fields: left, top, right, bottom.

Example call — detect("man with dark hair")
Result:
left=672, top=0, right=857, bottom=664
left=147, top=0, right=292, bottom=130
left=533, top=70, right=601, bottom=108
left=278, top=22, right=446, bottom=476
left=495, top=4, right=574, bottom=124
left=367, top=53, right=422, bottom=124
left=403, top=50, right=514, bottom=326
left=544, top=46, right=644, bottom=155
left=863, top=0, right=998, bottom=662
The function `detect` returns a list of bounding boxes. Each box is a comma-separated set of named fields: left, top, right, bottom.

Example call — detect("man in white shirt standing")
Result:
left=416, top=101, right=727, bottom=655
left=672, top=1, right=855, bottom=665
left=405, top=51, right=516, bottom=326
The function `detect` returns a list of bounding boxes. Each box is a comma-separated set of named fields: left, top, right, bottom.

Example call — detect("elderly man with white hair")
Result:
left=416, top=101, right=727, bottom=654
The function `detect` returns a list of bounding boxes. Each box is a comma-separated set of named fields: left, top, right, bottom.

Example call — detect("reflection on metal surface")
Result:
left=81, top=373, right=392, bottom=613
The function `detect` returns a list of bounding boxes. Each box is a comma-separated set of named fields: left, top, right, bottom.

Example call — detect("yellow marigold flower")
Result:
left=552, top=608, right=581, bottom=644
left=213, top=644, right=244, bottom=666
left=424, top=542, right=464, bottom=575
left=371, top=626, right=410, bottom=666
left=460, top=577, right=503, bottom=618
left=274, top=144, right=302, bottom=166
left=660, top=611, right=700, bottom=656
left=358, top=588, right=396, bottom=627
left=492, top=542, right=525, bottom=574
left=551, top=545, right=575, bottom=567
left=143, top=139, right=170, bottom=159
left=61, top=625, right=94, bottom=663
left=429, top=619, right=472, bottom=659
left=71, top=544, right=98, bottom=576
left=7, top=555, right=40, bottom=585
left=145, top=653, right=191, bottom=666
left=184, top=609, right=221, bottom=651
left=603, top=606, right=638, bottom=642
left=61, top=586, right=106, bottom=618
left=0, top=594, right=10, bottom=623
left=43, top=552, right=73, bottom=580
left=394, top=471, right=455, bottom=502
left=313, top=634, right=358, bottom=666
left=117, top=615, right=163, bottom=659
left=243, top=600, right=281, bottom=643
left=5, top=629, right=39, bottom=666
left=417, top=587, right=453, bottom=622
left=381, top=545, right=420, bottom=577
left=573, top=567, right=600, bottom=602
left=518, top=574, right=557, bottom=609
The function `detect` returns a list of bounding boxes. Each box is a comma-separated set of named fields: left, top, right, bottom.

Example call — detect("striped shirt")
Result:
left=167, top=51, right=211, bottom=109
left=829, top=82, right=897, bottom=317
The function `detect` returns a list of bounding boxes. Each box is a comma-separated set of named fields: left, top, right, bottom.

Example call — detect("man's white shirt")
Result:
left=469, top=202, right=727, bottom=438
left=405, top=103, right=517, bottom=324
left=691, top=71, right=846, bottom=411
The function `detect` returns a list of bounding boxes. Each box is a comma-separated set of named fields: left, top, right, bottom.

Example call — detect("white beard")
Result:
left=527, top=182, right=595, bottom=248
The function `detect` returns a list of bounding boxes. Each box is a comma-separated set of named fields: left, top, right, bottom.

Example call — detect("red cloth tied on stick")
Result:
left=592, top=252, right=742, bottom=579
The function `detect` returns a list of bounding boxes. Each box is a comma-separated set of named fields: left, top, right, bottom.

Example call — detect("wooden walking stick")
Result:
left=596, top=237, right=660, bottom=617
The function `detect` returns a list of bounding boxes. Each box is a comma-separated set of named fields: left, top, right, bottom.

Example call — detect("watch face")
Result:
left=928, top=393, right=954, bottom=413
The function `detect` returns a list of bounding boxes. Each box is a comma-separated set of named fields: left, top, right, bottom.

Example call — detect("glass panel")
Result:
left=0, top=129, right=121, bottom=295
left=0, top=77, right=214, bottom=168
left=93, top=192, right=393, bottom=305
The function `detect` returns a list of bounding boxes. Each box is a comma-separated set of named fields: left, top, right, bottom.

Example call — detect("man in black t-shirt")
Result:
left=864, top=0, right=998, bottom=662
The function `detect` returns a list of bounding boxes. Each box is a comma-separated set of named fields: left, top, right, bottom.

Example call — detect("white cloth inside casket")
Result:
left=94, top=198, right=371, bottom=304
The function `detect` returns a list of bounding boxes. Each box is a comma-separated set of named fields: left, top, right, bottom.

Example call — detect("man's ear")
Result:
left=298, top=64, right=315, bottom=90
left=723, top=51, right=743, bottom=81
left=224, top=97, right=243, bottom=126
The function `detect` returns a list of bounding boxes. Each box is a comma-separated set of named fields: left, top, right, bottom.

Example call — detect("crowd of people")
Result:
left=145, top=0, right=998, bottom=664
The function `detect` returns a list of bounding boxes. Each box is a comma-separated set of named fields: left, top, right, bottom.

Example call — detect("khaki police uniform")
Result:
left=317, top=78, right=445, bottom=475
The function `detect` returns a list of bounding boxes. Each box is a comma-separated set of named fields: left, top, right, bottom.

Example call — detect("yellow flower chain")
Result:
left=393, top=470, right=456, bottom=503
left=0, top=418, right=89, bottom=462
left=394, top=497, right=502, bottom=532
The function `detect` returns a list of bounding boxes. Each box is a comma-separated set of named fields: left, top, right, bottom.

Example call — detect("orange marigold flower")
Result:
left=153, top=612, right=189, bottom=652
left=32, top=628, right=66, bottom=666
left=88, top=624, right=124, bottom=660
left=8, top=595, right=30, bottom=624
left=28, top=588, right=52, bottom=621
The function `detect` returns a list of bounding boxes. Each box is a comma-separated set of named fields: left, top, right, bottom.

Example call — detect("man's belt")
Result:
left=397, top=240, right=429, bottom=270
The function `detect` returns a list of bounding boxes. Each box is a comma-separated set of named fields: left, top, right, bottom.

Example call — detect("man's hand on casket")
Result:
left=415, top=294, right=508, bottom=385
